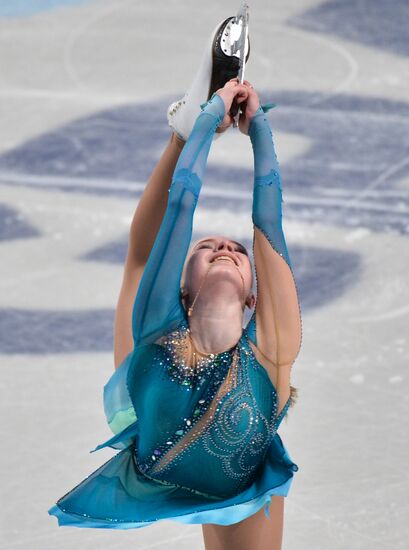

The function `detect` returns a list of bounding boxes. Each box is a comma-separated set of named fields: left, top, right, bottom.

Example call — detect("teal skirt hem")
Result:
left=48, top=476, right=293, bottom=528
left=48, top=432, right=298, bottom=529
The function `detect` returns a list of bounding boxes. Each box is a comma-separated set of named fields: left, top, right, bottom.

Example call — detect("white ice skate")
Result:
left=167, top=5, right=250, bottom=142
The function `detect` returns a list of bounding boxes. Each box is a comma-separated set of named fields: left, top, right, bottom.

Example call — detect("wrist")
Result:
left=200, top=92, right=225, bottom=121
left=248, top=107, right=269, bottom=138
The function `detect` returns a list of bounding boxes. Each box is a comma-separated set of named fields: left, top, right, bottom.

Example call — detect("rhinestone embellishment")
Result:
left=135, top=321, right=281, bottom=496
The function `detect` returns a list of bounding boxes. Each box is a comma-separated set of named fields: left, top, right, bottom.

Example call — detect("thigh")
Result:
left=201, top=496, right=284, bottom=550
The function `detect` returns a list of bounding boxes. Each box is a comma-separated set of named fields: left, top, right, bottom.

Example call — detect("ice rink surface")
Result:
left=0, top=0, right=408, bottom=548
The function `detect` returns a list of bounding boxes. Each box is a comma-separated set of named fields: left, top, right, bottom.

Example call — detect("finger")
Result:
left=236, top=86, right=249, bottom=99
left=234, top=83, right=248, bottom=93
left=236, top=91, right=248, bottom=104
left=234, top=85, right=247, bottom=96
left=234, top=94, right=247, bottom=107
left=242, top=80, right=255, bottom=92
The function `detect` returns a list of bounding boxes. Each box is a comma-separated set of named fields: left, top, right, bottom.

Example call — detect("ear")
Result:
left=180, top=287, right=189, bottom=299
left=245, top=292, right=256, bottom=309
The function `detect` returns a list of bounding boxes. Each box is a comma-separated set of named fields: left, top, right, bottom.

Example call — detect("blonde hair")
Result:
left=289, top=385, right=298, bottom=408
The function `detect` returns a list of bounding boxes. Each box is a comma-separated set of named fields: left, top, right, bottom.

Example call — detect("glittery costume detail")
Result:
left=48, top=92, right=300, bottom=528
left=142, top=321, right=283, bottom=498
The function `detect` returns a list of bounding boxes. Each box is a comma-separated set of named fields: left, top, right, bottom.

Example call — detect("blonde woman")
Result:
left=49, top=13, right=302, bottom=550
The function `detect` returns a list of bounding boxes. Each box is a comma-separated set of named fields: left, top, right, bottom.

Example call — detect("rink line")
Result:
left=0, top=172, right=148, bottom=192
left=269, top=22, right=409, bottom=213
left=261, top=21, right=359, bottom=108
left=0, top=86, right=407, bottom=125
left=318, top=186, right=409, bottom=199
left=63, top=0, right=133, bottom=93
left=0, top=86, right=141, bottom=105
left=65, top=0, right=360, bottom=106
left=290, top=501, right=391, bottom=549
left=348, top=156, right=409, bottom=206
left=1, top=173, right=408, bottom=215
left=349, top=303, right=409, bottom=323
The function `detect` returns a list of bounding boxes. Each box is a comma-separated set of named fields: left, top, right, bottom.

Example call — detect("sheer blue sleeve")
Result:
left=249, top=107, right=292, bottom=269
left=131, top=92, right=225, bottom=348
left=245, top=106, right=293, bottom=343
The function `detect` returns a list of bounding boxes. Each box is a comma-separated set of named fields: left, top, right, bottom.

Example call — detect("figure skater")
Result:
left=48, top=12, right=302, bottom=550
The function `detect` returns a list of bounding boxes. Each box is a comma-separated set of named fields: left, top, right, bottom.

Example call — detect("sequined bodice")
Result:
left=94, top=94, right=299, bottom=501
left=128, top=319, right=288, bottom=499
left=49, top=92, right=302, bottom=532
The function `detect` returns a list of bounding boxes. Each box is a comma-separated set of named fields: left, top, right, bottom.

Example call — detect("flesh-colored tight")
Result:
left=114, top=131, right=286, bottom=549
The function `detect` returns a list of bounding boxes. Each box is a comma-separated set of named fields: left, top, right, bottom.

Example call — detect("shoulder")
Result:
left=154, top=319, right=191, bottom=362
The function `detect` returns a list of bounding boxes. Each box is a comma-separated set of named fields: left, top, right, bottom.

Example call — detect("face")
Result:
left=181, top=235, right=255, bottom=310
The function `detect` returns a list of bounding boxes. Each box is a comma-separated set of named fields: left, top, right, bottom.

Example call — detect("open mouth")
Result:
left=211, top=256, right=237, bottom=265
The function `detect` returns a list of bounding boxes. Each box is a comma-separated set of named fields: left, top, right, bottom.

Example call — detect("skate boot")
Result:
left=167, top=13, right=250, bottom=142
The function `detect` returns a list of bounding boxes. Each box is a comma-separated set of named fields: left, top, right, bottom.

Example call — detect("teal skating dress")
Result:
left=48, top=92, right=301, bottom=528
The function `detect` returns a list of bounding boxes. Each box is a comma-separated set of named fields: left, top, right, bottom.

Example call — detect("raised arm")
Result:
left=131, top=92, right=226, bottom=348
left=245, top=105, right=302, bottom=368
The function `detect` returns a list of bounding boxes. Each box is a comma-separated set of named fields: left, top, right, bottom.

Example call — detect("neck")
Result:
left=187, top=294, right=244, bottom=355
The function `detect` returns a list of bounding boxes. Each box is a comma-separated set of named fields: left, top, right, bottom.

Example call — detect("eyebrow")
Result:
left=196, top=238, right=248, bottom=254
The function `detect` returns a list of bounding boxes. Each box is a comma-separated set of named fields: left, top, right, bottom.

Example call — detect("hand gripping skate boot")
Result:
left=167, top=12, right=250, bottom=142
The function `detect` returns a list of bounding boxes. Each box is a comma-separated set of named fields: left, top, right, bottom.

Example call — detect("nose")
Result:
left=216, top=240, right=234, bottom=252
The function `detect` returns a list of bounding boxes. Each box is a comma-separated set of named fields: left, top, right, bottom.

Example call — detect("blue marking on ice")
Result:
left=0, top=204, right=41, bottom=241
left=0, top=0, right=93, bottom=18
left=0, top=243, right=361, bottom=354
left=0, top=92, right=407, bottom=234
left=288, top=0, right=409, bottom=57
left=0, top=308, right=114, bottom=354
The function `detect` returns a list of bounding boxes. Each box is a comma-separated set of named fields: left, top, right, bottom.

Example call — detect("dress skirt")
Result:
left=48, top=428, right=298, bottom=528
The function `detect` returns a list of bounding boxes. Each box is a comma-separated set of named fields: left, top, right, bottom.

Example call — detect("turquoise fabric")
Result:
left=48, top=92, right=299, bottom=529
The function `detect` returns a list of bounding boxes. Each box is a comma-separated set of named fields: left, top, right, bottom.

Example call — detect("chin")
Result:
left=208, top=263, right=239, bottom=276
left=209, top=266, right=248, bottom=290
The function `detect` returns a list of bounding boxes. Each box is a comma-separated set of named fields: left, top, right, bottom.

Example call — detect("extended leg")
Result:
left=125, top=132, right=185, bottom=269
left=113, top=132, right=185, bottom=370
